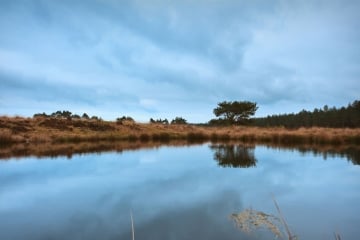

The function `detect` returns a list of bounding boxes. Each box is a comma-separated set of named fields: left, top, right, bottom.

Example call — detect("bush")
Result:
left=117, top=116, right=135, bottom=125
left=150, top=118, right=169, bottom=124
left=171, top=117, right=187, bottom=125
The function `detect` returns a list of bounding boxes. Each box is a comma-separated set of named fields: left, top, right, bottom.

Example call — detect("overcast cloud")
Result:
left=0, top=0, right=359, bottom=122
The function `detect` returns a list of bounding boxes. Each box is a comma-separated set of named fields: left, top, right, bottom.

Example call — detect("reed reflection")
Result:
left=210, top=144, right=257, bottom=168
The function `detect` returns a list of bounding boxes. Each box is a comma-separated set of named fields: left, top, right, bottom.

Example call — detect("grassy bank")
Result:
left=1, top=116, right=360, bottom=146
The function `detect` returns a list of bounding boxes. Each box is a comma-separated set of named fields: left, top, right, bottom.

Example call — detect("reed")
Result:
left=187, top=132, right=209, bottom=142
left=130, top=211, right=135, bottom=240
left=0, top=129, right=14, bottom=145
left=139, top=133, right=150, bottom=142
left=218, top=133, right=231, bottom=141
left=1, top=116, right=359, bottom=146
left=151, top=132, right=171, bottom=142
left=127, top=134, right=138, bottom=142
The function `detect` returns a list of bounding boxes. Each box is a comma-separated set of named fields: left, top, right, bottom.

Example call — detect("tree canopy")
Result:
left=254, top=100, right=360, bottom=128
left=171, top=117, right=187, bottom=125
left=212, top=101, right=258, bottom=125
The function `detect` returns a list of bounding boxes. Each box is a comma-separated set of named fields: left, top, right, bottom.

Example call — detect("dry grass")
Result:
left=130, top=211, right=135, bottom=240
left=1, top=116, right=359, bottom=146
left=231, top=196, right=298, bottom=240
left=231, top=208, right=283, bottom=238
left=0, top=129, right=14, bottom=145
left=231, top=197, right=344, bottom=240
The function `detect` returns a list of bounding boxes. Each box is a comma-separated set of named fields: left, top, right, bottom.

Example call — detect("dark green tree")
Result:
left=210, top=144, right=257, bottom=168
left=213, top=101, right=258, bottom=125
left=116, top=116, right=134, bottom=125
left=91, top=116, right=101, bottom=121
left=150, top=118, right=169, bottom=124
left=171, top=117, right=187, bottom=125
left=82, top=113, right=89, bottom=119
left=253, top=100, right=360, bottom=128
left=33, top=112, right=49, bottom=118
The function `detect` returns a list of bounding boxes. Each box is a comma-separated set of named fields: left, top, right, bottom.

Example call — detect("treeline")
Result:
left=253, top=100, right=360, bottom=128
left=34, top=110, right=102, bottom=121
left=33, top=110, right=188, bottom=125
left=150, top=117, right=187, bottom=125
left=33, top=100, right=360, bottom=128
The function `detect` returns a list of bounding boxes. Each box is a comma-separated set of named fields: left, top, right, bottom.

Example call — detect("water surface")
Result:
left=1, top=143, right=359, bottom=239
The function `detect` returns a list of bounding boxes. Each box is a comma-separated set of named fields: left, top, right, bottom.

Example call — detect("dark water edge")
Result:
left=1, top=140, right=359, bottom=166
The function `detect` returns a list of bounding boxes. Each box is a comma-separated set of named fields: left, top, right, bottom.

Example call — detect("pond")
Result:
left=0, top=143, right=359, bottom=240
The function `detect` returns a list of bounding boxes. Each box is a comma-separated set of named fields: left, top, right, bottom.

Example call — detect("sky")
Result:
left=0, top=0, right=359, bottom=123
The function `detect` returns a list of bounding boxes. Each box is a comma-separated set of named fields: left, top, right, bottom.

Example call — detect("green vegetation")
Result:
left=34, top=110, right=102, bottom=121
left=116, top=116, right=135, bottom=125
left=149, top=118, right=169, bottom=124
left=254, top=100, right=360, bottom=128
left=210, top=101, right=258, bottom=125
left=171, top=117, right=187, bottom=124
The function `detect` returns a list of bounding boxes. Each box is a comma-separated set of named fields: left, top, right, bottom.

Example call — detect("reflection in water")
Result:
left=283, top=145, right=360, bottom=166
left=0, top=141, right=196, bottom=160
left=0, top=140, right=360, bottom=166
left=210, top=144, right=257, bottom=168
left=117, top=190, right=253, bottom=240
left=1, top=143, right=360, bottom=239
left=347, top=147, right=360, bottom=165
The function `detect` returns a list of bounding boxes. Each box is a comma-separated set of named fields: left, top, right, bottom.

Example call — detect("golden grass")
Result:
left=1, top=120, right=359, bottom=162
left=1, top=116, right=359, bottom=146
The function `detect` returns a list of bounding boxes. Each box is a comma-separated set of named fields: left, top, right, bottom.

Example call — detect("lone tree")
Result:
left=213, top=101, right=258, bottom=125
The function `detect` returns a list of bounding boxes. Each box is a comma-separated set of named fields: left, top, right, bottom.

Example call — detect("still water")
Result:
left=0, top=143, right=359, bottom=240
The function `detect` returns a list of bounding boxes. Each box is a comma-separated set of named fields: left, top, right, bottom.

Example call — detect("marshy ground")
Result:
left=1, top=116, right=359, bottom=145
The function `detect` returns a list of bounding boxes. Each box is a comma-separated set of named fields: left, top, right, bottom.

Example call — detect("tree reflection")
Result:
left=210, top=144, right=257, bottom=168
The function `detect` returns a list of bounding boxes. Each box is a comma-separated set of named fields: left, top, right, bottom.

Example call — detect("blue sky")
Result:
left=0, top=0, right=359, bottom=122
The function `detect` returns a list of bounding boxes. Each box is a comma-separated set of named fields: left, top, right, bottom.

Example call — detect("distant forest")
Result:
left=253, top=100, right=360, bottom=128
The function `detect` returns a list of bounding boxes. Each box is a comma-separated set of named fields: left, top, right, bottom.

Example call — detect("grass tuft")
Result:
left=231, top=195, right=298, bottom=240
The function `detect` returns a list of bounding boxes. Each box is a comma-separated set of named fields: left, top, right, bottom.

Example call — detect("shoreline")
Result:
left=1, top=116, right=360, bottom=146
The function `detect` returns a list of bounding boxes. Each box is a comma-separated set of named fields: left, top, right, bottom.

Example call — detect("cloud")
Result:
left=0, top=0, right=359, bottom=121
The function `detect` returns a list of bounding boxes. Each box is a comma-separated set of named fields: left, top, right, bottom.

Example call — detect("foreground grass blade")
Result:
left=130, top=211, right=135, bottom=240
left=272, top=194, right=296, bottom=240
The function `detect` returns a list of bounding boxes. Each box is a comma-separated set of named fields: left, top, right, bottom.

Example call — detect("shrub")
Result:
left=171, top=117, right=187, bottom=125
left=150, top=118, right=169, bottom=124
left=116, top=116, right=135, bottom=125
